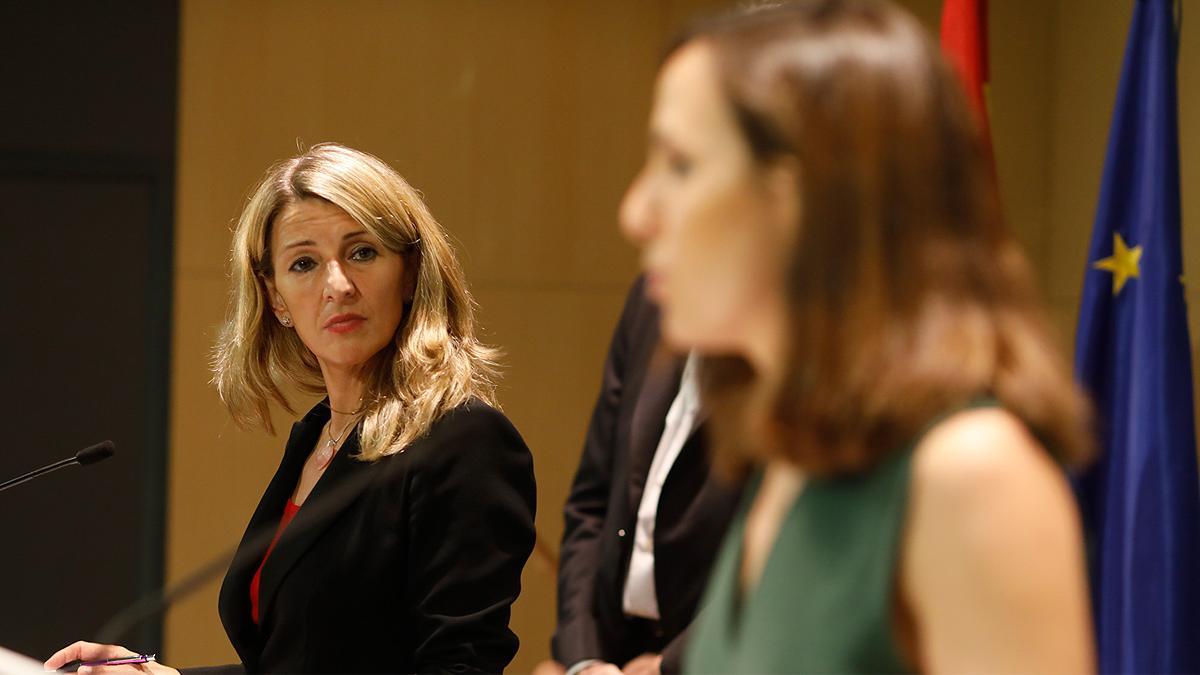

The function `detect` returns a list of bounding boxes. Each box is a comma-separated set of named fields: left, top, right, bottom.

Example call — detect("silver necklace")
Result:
left=314, top=416, right=356, bottom=470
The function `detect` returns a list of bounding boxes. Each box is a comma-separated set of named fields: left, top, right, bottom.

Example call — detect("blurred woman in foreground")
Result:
left=620, top=1, right=1095, bottom=672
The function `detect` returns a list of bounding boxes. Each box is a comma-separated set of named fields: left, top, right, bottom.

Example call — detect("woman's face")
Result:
left=265, top=198, right=413, bottom=374
left=620, top=41, right=796, bottom=356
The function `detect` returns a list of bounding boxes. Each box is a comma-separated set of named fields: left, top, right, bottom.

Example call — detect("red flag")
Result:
left=940, top=0, right=991, bottom=146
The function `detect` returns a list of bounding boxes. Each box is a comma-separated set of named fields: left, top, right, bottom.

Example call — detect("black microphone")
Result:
left=0, top=441, right=116, bottom=493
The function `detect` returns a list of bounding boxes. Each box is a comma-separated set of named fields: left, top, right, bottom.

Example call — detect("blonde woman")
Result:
left=48, top=143, right=536, bottom=674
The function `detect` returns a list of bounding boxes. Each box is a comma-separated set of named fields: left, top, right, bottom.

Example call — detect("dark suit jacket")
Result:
left=552, top=278, right=742, bottom=673
left=212, top=399, right=536, bottom=674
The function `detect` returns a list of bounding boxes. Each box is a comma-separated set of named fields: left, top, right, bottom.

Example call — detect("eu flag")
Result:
left=1074, top=1, right=1200, bottom=673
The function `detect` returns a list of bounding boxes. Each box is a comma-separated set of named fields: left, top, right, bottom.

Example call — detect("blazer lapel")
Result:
left=219, top=412, right=320, bottom=664
left=627, top=352, right=686, bottom=514
left=254, top=428, right=375, bottom=626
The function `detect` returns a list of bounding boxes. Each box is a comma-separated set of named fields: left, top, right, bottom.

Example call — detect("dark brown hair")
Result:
left=676, top=0, right=1093, bottom=476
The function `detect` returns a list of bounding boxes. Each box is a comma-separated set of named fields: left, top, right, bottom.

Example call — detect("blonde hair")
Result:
left=212, top=142, right=499, bottom=461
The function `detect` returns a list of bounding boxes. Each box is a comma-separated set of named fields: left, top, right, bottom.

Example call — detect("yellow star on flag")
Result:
left=1093, top=233, right=1142, bottom=296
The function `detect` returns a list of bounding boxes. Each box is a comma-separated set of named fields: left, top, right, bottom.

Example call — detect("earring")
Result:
left=280, top=315, right=293, bottom=327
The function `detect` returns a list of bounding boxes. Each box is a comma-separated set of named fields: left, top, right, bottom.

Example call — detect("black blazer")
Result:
left=213, top=399, right=536, bottom=674
left=551, top=278, right=742, bottom=673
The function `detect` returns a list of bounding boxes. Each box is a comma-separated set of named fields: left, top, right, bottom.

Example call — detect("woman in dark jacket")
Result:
left=48, top=143, right=536, bottom=674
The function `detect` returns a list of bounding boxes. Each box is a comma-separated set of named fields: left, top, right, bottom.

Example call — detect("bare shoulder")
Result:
left=906, top=405, right=1085, bottom=593
left=911, top=406, right=1065, bottom=505
left=902, top=409, right=1093, bottom=671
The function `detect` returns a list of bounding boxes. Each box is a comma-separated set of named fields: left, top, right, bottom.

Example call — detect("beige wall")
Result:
left=167, top=1, right=1199, bottom=671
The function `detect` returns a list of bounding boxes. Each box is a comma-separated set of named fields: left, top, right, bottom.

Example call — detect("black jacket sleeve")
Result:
left=552, top=279, right=647, bottom=666
left=404, top=404, right=537, bottom=673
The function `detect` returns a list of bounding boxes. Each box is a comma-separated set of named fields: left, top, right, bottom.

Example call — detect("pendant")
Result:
left=315, top=440, right=335, bottom=470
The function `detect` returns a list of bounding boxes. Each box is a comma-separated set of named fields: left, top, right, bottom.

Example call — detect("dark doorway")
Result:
left=0, top=1, right=177, bottom=661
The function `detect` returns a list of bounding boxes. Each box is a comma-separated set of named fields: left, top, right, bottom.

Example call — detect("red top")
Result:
left=250, top=500, right=302, bottom=624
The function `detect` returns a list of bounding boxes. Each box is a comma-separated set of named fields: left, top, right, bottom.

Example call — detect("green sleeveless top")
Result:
left=684, top=442, right=918, bottom=674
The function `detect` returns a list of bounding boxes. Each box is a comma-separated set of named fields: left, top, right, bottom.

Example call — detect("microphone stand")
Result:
left=0, top=457, right=81, bottom=493
left=95, top=454, right=380, bottom=645
left=0, top=442, right=115, bottom=493
left=96, top=545, right=238, bottom=645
